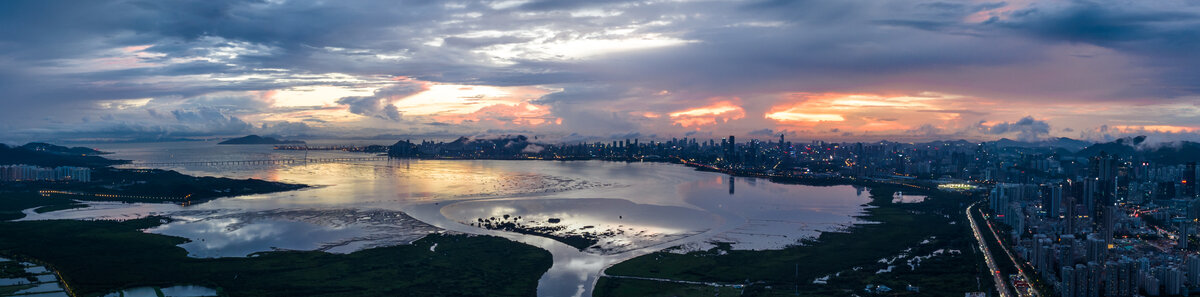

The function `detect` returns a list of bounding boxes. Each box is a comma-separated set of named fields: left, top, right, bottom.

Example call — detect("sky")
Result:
left=1, top=0, right=1199, bottom=144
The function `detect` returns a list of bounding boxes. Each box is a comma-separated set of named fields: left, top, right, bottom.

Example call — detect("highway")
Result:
left=974, top=203, right=1041, bottom=297
left=967, top=202, right=1013, bottom=297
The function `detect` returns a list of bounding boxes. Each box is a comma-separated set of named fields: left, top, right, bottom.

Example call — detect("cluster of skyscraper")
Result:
left=398, top=134, right=1197, bottom=297
left=0, top=164, right=91, bottom=182
left=988, top=153, right=1199, bottom=296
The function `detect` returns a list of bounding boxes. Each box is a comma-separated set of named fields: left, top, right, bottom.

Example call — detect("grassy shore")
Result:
left=0, top=217, right=552, bottom=297
left=598, top=184, right=990, bottom=297
left=0, top=190, right=82, bottom=221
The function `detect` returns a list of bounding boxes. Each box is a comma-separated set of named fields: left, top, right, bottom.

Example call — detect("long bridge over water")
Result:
left=130, top=156, right=390, bottom=167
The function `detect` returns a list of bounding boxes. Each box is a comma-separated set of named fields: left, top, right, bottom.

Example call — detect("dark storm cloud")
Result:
left=170, top=107, right=253, bottom=133
left=999, top=2, right=1197, bottom=45
left=977, top=116, right=1051, bottom=141
left=336, top=82, right=425, bottom=121
left=995, top=1, right=1200, bottom=97
left=533, top=85, right=627, bottom=104
left=747, top=129, right=776, bottom=136
left=442, top=36, right=535, bottom=49
left=515, top=0, right=641, bottom=11
left=909, top=124, right=944, bottom=136
left=261, top=121, right=312, bottom=137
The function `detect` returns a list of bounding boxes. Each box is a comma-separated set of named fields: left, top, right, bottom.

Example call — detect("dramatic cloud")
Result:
left=669, top=100, right=746, bottom=128
left=336, top=82, right=425, bottom=121
left=1, top=0, right=1199, bottom=143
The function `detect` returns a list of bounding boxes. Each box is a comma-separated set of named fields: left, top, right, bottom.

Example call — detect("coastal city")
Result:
left=2, top=132, right=1199, bottom=297
left=383, top=134, right=1200, bottom=297
left=4, top=0, right=1200, bottom=296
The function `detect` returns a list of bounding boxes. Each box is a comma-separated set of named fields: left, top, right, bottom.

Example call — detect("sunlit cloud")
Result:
left=97, top=98, right=153, bottom=110
left=434, top=102, right=558, bottom=126
left=393, top=84, right=553, bottom=115
left=668, top=100, right=745, bottom=128
left=272, top=85, right=378, bottom=108
left=637, top=112, right=661, bottom=119
left=765, top=110, right=845, bottom=122
left=765, top=92, right=962, bottom=125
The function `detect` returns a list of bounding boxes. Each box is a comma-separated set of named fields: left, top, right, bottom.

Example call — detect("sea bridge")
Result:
left=130, top=156, right=390, bottom=167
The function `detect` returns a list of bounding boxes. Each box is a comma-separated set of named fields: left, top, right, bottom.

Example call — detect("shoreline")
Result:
left=8, top=155, right=983, bottom=297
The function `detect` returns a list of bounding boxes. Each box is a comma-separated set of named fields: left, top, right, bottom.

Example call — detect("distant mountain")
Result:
left=918, top=139, right=974, bottom=147
left=987, top=137, right=1092, bottom=152
left=19, top=142, right=109, bottom=155
left=388, top=135, right=531, bottom=158
left=1075, top=142, right=1136, bottom=158
left=1074, top=138, right=1200, bottom=164
left=0, top=143, right=126, bottom=167
left=218, top=135, right=305, bottom=145
left=1145, top=141, right=1200, bottom=164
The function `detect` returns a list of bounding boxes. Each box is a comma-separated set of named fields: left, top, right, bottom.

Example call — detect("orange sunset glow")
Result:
left=668, top=100, right=746, bottom=128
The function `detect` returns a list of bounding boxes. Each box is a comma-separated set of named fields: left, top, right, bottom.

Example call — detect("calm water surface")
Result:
left=22, top=141, right=891, bottom=297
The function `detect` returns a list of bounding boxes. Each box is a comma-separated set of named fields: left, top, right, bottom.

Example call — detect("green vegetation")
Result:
left=33, top=203, right=89, bottom=213
left=593, top=278, right=743, bottom=297
left=599, top=185, right=989, bottom=297
left=0, top=143, right=125, bottom=168
left=0, top=258, right=42, bottom=295
left=0, top=284, right=37, bottom=295
left=0, top=260, right=34, bottom=279
left=474, top=215, right=598, bottom=251
left=37, top=167, right=308, bottom=202
left=0, top=218, right=552, bottom=297
left=0, top=191, right=83, bottom=221
left=1, top=142, right=305, bottom=205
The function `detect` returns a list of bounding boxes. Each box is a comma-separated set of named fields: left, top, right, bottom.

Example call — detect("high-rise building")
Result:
left=1061, top=265, right=1076, bottom=297
left=1050, top=184, right=1063, bottom=219
left=1074, top=263, right=1090, bottom=297
left=1087, top=261, right=1102, bottom=297
left=1065, top=196, right=1077, bottom=234
left=1090, top=152, right=1118, bottom=182
left=1087, top=236, right=1107, bottom=263
left=1164, top=267, right=1184, bottom=295
left=1178, top=219, right=1190, bottom=250
left=1118, top=258, right=1136, bottom=296
left=1185, top=162, right=1196, bottom=198
left=723, top=135, right=736, bottom=162
left=1083, top=178, right=1101, bottom=219
left=1101, top=205, right=1117, bottom=247
left=0, top=164, right=91, bottom=182
left=1142, top=272, right=1160, bottom=296
left=1187, top=255, right=1200, bottom=287
left=1104, top=261, right=1119, bottom=296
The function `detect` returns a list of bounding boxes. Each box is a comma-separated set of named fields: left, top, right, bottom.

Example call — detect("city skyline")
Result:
left=2, top=0, right=1199, bottom=144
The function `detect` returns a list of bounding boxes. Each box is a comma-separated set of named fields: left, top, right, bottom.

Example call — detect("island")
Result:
left=218, top=135, right=306, bottom=145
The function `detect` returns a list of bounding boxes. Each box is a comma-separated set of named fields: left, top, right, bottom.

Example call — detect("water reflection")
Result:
left=442, top=198, right=718, bottom=254
left=18, top=141, right=920, bottom=297
left=892, top=191, right=926, bottom=203
left=102, top=285, right=218, bottom=297
left=727, top=176, right=734, bottom=195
